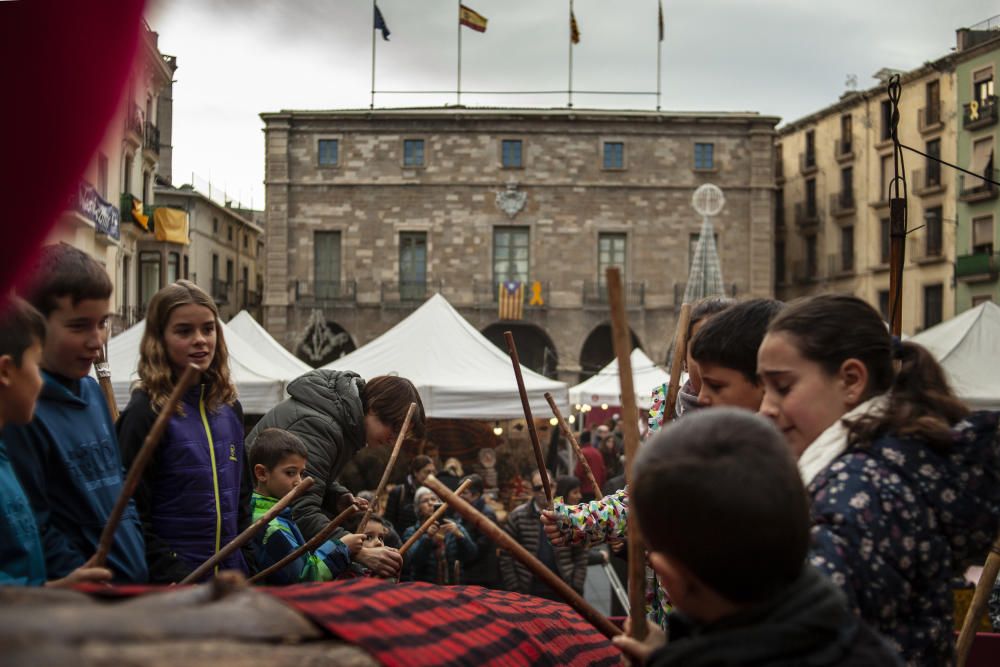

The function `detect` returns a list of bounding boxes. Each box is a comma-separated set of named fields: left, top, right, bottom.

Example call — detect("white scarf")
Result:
left=797, top=394, right=888, bottom=487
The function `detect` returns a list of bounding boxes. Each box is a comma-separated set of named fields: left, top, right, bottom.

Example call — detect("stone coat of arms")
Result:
left=495, top=182, right=527, bottom=219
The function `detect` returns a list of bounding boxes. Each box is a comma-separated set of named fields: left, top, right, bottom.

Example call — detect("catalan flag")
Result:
left=498, top=280, right=524, bottom=320
left=570, top=10, right=580, bottom=44
left=459, top=4, right=487, bottom=32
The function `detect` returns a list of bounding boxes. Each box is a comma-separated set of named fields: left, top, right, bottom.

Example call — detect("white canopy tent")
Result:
left=321, top=293, right=569, bottom=419
left=228, top=310, right=313, bottom=375
left=569, top=347, right=670, bottom=409
left=100, top=319, right=304, bottom=414
left=910, top=301, right=1000, bottom=410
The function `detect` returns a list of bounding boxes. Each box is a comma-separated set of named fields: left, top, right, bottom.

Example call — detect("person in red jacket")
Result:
left=574, top=430, right=607, bottom=502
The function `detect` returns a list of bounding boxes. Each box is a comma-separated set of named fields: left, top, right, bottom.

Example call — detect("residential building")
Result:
left=260, top=108, right=778, bottom=381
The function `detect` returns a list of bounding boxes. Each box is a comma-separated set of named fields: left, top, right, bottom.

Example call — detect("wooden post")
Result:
left=887, top=198, right=906, bottom=337
left=357, top=402, right=416, bottom=533
left=424, top=475, right=620, bottom=639
left=544, top=392, right=601, bottom=498
left=93, top=364, right=199, bottom=567
left=605, top=266, right=648, bottom=641
left=181, top=477, right=316, bottom=584
left=503, top=331, right=552, bottom=504
left=956, top=537, right=1000, bottom=666
left=247, top=503, right=361, bottom=584
left=94, top=344, right=119, bottom=422
left=663, top=303, right=692, bottom=424
left=398, top=478, right=473, bottom=557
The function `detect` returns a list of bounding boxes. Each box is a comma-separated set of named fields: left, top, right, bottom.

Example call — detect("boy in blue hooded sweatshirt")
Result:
left=3, top=246, right=146, bottom=583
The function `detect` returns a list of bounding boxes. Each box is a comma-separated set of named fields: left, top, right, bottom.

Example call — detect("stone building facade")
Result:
left=260, top=108, right=778, bottom=382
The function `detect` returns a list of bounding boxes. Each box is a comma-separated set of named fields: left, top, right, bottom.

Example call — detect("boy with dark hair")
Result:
left=3, top=245, right=146, bottom=583
left=250, top=428, right=359, bottom=585
left=614, top=408, right=901, bottom=666
left=688, top=298, right=784, bottom=411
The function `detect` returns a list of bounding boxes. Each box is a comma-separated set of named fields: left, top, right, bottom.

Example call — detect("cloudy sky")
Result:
left=148, top=0, right=998, bottom=208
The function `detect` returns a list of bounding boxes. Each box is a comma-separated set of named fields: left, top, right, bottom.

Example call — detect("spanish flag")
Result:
left=459, top=4, right=487, bottom=32
left=571, top=10, right=580, bottom=44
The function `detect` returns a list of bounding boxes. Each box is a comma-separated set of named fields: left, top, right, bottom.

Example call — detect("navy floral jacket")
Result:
left=808, top=411, right=1000, bottom=666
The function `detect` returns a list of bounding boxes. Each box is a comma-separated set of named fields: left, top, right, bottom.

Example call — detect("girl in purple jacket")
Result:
left=117, top=280, right=253, bottom=583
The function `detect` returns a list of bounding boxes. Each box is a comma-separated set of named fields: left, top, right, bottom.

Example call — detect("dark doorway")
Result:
left=579, top=323, right=641, bottom=382
left=481, top=322, right=559, bottom=379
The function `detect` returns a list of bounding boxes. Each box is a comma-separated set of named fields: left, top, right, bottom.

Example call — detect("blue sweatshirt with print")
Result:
left=0, top=437, right=46, bottom=586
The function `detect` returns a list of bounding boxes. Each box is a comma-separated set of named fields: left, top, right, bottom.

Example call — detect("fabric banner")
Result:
left=72, top=181, right=120, bottom=240
left=498, top=280, right=524, bottom=320
left=459, top=4, right=487, bottom=32
left=571, top=11, right=580, bottom=44
left=152, top=206, right=190, bottom=245
left=130, top=196, right=149, bottom=231
left=374, top=3, right=391, bottom=41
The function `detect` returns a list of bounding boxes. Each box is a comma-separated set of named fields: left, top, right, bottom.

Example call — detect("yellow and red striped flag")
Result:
left=459, top=4, right=488, bottom=32
left=498, top=280, right=524, bottom=320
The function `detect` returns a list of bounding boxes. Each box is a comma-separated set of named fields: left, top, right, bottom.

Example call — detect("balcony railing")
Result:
left=583, top=280, right=645, bottom=307
left=109, top=306, right=145, bottom=336
left=918, top=105, right=942, bottom=132
left=792, top=260, right=820, bottom=283
left=380, top=279, right=442, bottom=305
left=963, top=95, right=998, bottom=130
left=909, top=236, right=945, bottom=264
left=959, top=172, right=999, bottom=202
left=794, top=201, right=820, bottom=227
left=799, top=151, right=817, bottom=174
left=293, top=279, right=357, bottom=305
left=828, top=191, right=855, bottom=217
left=827, top=252, right=855, bottom=276
left=212, top=279, right=231, bottom=304
left=956, top=252, right=1000, bottom=280
left=144, top=121, right=160, bottom=154
left=833, top=138, right=853, bottom=160
left=912, top=167, right=943, bottom=195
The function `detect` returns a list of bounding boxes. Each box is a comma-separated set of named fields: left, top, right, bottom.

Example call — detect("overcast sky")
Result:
left=147, top=0, right=998, bottom=208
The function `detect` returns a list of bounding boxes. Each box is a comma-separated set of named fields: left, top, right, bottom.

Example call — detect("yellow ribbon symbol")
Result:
left=529, top=281, right=544, bottom=306
left=970, top=100, right=980, bottom=121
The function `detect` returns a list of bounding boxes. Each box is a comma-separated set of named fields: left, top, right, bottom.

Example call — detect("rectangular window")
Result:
left=212, top=217, right=219, bottom=235
left=805, top=177, right=817, bottom=217
left=493, top=227, right=530, bottom=285
left=318, top=139, right=339, bottom=166
left=880, top=100, right=892, bottom=141
left=805, top=130, right=816, bottom=167
left=806, top=235, right=817, bottom=277
left=925, top=206, right=943, bottom=257
left=97, top=153, right=108, bottom=199
left=878, top=290, right=891, bottom=319
left=973, top=215, right=994, bottom=255
left=183, top=255, right=189, bottom=280
left=694, top=142, right=714, bottom=170
left=971, top=137, right=994, bottom=176
left=923, top=284, right=943, bottom=330
left=243, top=233, right=248, bottom=249
left=774, top=144, right=783, bottom=178
left=598, top=233, right=627, bottom=288
left=314, top=230, right=342, bottom=300
left=139, top=251, right=160, bottom=308
left=501, top=139, right=523, bottom=168
left=226, top=259, right=234, bottom=288
left=925, top=80, right=940, bottom=124
left=775, top=187, right=784, bottom=227
left=123, top=154, right=133, bottom=196
left=227, top=225, right=233, bottom=242
left=775, top=240, right=785, bottom=284
left=603, top=141, right=624, bottom=169
left=403, top=139, right=425, bottom=167
left=926, top=139, right=941, bottom=186
left=881, top=154, right=894, bottom=200
left=841, top=226, right=854, bottom=271
left=974, top=68, right=994, bottom=104
left=166, top=252, right=180, bottom=285
left=122, top=254, right=130, bottom=310
left=399, top=232, right=428, bottom=300
left=242, top=266, right=249, bottom=306
left=211, top=253, right=219, bottom=283
left=840, top=114, right=852, bottom=151
left=142, top=171, right=150, bottom=203
left=880, top=217, right=891, bottom=264
left=841, top=166, right=854, bottom=206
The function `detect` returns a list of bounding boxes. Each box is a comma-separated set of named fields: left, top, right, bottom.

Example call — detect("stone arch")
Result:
left=295, top=310, right=357, bottom=367
left=481, top=321, right=559, bottom=379
left=579, top=323, right=641, bottom=382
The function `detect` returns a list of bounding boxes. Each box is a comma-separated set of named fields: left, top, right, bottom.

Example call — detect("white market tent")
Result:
left=228, top=310, right=313, bottom=375
left=321, top=293, right=569, bottom=419
left=569, top=347, right=670, bottom=409
left=101, top=319, right=305, bottom=414
left=909, top=301, right=1000, bottom=410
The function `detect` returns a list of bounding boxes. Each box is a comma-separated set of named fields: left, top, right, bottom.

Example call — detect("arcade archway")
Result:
left=579, top=323, right=641, bottom=382
left=481, top=322, right=559, bottom=379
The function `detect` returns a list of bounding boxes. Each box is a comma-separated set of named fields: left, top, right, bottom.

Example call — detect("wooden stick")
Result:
left=358, top=402, right=416, bottom=533
left=956, top=537, right=1000, bottom=666
left=606, top=266, right=648, bottom=641
left=545, top=392, right=601, bottom=498
left=247, top=503, right=360, bottom=584
left=663, top=303, right=692, bottom=425
left=94, top=343, right=119, bottom=422
left=503, top=331, right=552, bottom=504
left=424, top=475, right=620, bottom=640
left=398, top=478, right=473, bottom=557
left=93, top=364, right=200, bottom=568
left=180, top=477, right=316, bottom=584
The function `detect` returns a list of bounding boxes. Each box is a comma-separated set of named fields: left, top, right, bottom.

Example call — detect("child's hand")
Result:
left=356, top=546, right=402, bottom=578
left=611, top=619, right=666, bottom=665
left=45, top=563, right=113, bottom=588
left=540, top=510, right=566, bottom=545
left=341, top=533, right=364, bottom=556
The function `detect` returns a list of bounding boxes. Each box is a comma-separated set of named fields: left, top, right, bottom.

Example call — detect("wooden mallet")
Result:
left=956, top=534, right=1000, bottom=666
left=180, top=477, right=316, bottom=584
left=424, top=475, right=619, bottom=640
left=544, top=392, right=602, bottom=498
left=663, top=303, right=692, bottom=425
left=94, top=342, right=119, bottom=422
left=398, top=478, right=473, bottom=557
left=92, top=364, right=199, bottom=568
left=504, top=331, right=552, bottom=505
left=357, top=402, right=417, bottom=533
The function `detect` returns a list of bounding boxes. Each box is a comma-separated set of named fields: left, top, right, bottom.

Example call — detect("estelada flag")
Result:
left=459, top=4, right=487, bottom=32
left=571, top=10, right=580, bottom=44
left=498, top=280, right=524, bottom=320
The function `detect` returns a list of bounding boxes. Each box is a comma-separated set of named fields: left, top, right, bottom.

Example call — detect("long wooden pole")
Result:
left=398, top=478, right=473, bottom=557
left=424, top=475, right=619, bottom=639
left=544, top=392, right=601, bottom=498
left=247, top=503, right=360, bottom=584
left=94, top=343, right=119, bottom=422
left=357, top=402, right=416, bottom=533
left=663, top=303, right=692, bottom=424
left=180, top=477, right=316, bottom=584
left=956, top=537, right=1000, bottom=666
left=606, top=266, right=648, bottom=641
left=93, top=364, right=199, bottom=567
left=503, top=331, right=552, bottom=504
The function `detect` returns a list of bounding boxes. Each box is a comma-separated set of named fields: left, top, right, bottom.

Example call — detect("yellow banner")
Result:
left=131, top=197, right=149, bottom=231
left=153, top=207, right=190, bottom=245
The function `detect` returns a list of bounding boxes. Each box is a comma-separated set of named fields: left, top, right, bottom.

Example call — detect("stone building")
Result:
left=261, top=108, right=778, bottom=382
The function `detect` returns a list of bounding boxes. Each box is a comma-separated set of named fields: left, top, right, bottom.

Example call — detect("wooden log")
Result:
left=247, top=503, right=360, bottom=584
left=180, top=478, right=316, bottom=584
left=956, top=538, right=1000, bottom=666
left=605, top=266, right=648, bottom=641
left=503, top=331, right=552, bottom=504
left=398, top=478, right=473, bottom=557
left=887, top=198, right=906, bottom=337
left=93, top=364, right=199, bottom=568
left=662, top=303, right=692, bottom=425
left=94, top=343, right=119, bottom=422
left=544, top=392, right=601, bottom=498
left=357, top=402, right=416, bottom=533
left=424, top=475, right=620, bottom=640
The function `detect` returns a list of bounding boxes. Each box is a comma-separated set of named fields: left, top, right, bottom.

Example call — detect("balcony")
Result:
left=956, top=252, right=1000, bottom=281
left=833, top=138, right=854, bottom=162
left=918, top=105, right=943, bottom=134
left=293, top=279, right=357, bottom=306
left=829, top=191, right=855, bottom=218
left=212, top=279, right=231, bottom=304
left=109, top=306, right=145, bottom=336
left=963, top=95, right=998, bottom=130
left=583, top=280, right=645, bottom=308
left=794, top=201, right=821, bottom=228
left=143, top=121, right=160, bottom=155
left=959, top=172, right=999, bottom=203
left=125, top=104, right=143, bottom=145
left=827, top=252, right=855, bottom=277
left=792, top=260, right=820, bottom=284
left=912, top=168, right=944, bottom=196
left=799, top=151, right=817, bottom=175
left=380, top=279, right=442, bottom=307
left=909, top=236, right=946, bottom=265
left=470, top=279, right=550, bottom=309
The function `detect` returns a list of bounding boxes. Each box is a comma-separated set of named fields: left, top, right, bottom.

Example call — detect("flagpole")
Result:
left=656, top=1, right=663, bottom=111
left=457, top=0, right=462, bottom=106
left=371, top=0, right=377, bottom=109
left=568, top=0, right=574, bottom=108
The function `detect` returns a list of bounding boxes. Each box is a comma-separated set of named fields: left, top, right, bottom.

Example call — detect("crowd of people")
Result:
left=0, top=244, right=998, bottom=666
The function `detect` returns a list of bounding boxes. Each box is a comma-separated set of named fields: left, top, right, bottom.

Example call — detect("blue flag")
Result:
left=374, top=4, right=391, bottom=41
